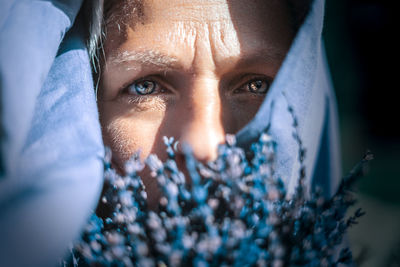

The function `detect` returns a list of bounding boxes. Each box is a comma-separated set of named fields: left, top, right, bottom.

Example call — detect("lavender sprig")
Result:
left=69, top=126, right=368, bottom=267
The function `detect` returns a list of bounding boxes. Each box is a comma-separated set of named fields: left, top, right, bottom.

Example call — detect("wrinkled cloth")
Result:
left=0, top=0, right=340, bottom=266
left=0, top=1, right=104, bottom=267
left=237, top=0, right=341, bottom=197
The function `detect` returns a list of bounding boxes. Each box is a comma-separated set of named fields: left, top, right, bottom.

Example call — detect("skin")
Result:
left=98, top=0, right=295, bottom=207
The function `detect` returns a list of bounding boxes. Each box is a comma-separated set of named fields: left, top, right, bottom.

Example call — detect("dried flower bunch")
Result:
left=71, top=108, right=371, bottom=267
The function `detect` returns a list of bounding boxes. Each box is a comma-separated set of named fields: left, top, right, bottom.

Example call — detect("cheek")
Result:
left=99, top=102, right=166, bottom=166
left=223, top=97, right=265, bottom=132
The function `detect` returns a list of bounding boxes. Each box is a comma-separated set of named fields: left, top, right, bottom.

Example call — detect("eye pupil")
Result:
left=135, top=80, right=156, bottom=95
left=248, top=80, right=269, bottom=94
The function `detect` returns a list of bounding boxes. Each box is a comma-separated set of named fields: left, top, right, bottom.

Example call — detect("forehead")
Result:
left=105, top=0, right=281, bottom=26
left=104, top=0, right=293, bottom=69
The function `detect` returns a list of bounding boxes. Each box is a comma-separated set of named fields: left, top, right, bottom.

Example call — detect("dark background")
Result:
left=324, top=0, right=400, bottom=265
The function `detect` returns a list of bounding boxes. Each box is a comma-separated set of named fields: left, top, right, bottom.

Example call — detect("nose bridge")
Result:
left=179, top=77, right=225, bottom=162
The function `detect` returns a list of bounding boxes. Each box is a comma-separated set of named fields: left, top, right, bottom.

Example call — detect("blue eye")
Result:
left=247, top=79, right=269, bottom=94
left=130, top=80, right=156, bottom=95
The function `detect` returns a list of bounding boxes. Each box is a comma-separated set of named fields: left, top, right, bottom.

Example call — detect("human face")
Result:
left=98, top=0, right=294, bottom=205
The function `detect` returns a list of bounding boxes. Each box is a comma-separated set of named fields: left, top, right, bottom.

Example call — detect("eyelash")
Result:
left=120, top=77, right=170, bottom=102
left=121, top=76, right=271, bottom=99
left=123, top=78, right=158, bottom=92
left=233, top=77, right=271, bottom=95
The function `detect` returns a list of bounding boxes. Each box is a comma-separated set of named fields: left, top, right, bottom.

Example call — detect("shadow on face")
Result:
left=97, top=0, right=297, bottom=208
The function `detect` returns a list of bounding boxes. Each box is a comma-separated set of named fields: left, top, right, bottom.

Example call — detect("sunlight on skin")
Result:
left=98, top=0, right=295, bottom=207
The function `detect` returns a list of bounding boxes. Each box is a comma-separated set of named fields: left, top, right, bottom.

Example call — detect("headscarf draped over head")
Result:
left=0, top=0, right=340, bottom=266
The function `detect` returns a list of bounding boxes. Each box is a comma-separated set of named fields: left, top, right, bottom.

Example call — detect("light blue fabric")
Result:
left=0, top=1, right=104, bottom=267
left=237, top=0, right=341, bottom=198
left=0, top=0, right=340, bottom=266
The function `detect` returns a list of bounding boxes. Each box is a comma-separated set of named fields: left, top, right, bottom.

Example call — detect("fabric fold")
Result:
left=237, top=0, right=341, bottom=197
left=0, top=2, right=104, bottom=267
left=0, top=0, right=341, bottom=265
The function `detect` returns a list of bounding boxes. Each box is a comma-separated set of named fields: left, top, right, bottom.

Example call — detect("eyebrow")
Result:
left=109, top=50, right=182, bottom=70
left=245, top=49, right=286, bottom=64
left=108, top=47, right=287, bottom=72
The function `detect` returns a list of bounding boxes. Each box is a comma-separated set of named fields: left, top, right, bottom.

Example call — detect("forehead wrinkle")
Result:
left=207, top=23, right=285, bottom=71
left=148, top=0, right=231, bottom=22
left=207, top=20, right=241, bottom=68
left=109, top=50, right=181, bottom=70
left=213, top=21, right=287, bottom=68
